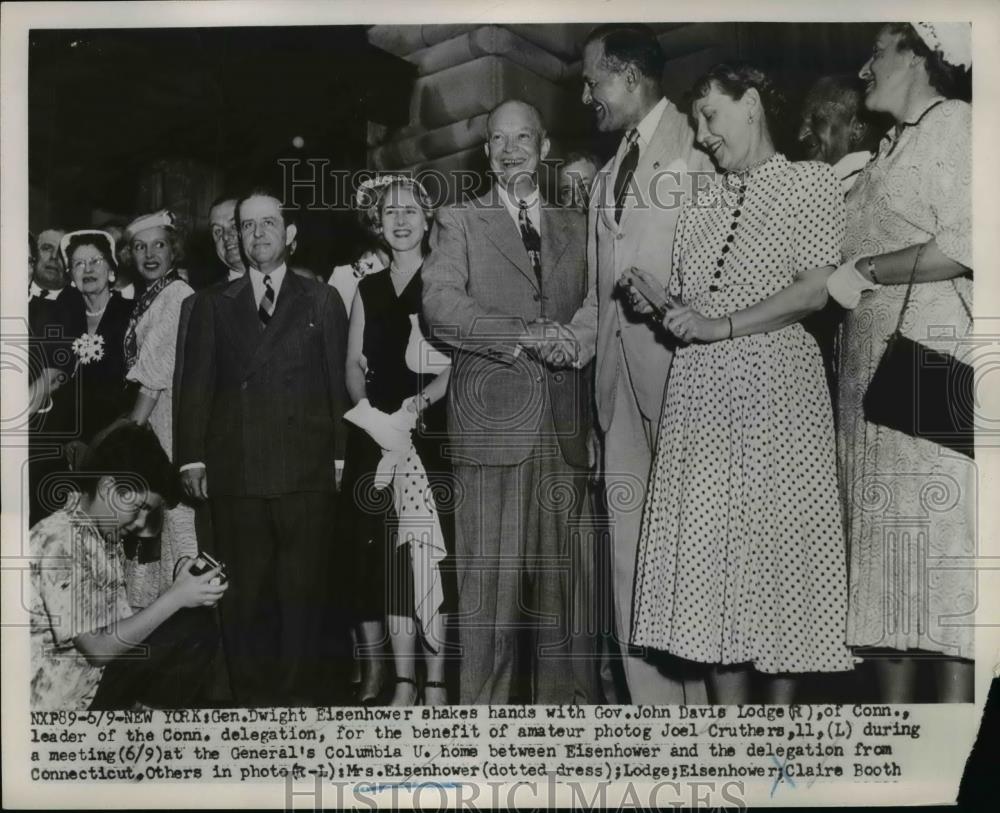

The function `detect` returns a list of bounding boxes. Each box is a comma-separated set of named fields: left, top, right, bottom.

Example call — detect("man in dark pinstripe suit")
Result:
left=177, top=188, right=349, bottom=706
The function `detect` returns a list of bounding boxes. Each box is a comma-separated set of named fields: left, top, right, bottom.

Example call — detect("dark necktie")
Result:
left=258, top=274, right=276, bottom=325
left=518, top=200, right=545, bottom=317
left=36, top=289, right=50, bottom=299
left=613, top=129, right=640, bottom=224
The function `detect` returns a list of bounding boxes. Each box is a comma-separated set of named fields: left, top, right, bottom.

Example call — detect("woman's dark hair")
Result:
left=65, top=232, right=119, bottom=275
left=689, top=63, right=787, bottom=139
left=29, top=232, right=37, bottom=266
left=885, top=23, right=970, bottom=99
left=78, top=420, right=179, bottom=507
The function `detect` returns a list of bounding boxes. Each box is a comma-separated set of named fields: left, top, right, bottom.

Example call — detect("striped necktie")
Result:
left=258, top=274, right=276, bottom=325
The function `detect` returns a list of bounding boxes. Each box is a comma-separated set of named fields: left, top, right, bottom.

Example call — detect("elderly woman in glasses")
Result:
left=122, top=210, right=198, bottom=608
left=34, top=232, right=135, bottom=474
left=826, top=23, right=973, bottom=702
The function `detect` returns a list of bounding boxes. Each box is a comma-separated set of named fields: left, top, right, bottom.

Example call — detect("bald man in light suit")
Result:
left=423, top=100, right=596, bottom=705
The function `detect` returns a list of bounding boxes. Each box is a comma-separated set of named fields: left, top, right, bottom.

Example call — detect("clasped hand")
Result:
left=519, top=320, right=579, bottom=369
left=620, top=268, right=727, bottom=344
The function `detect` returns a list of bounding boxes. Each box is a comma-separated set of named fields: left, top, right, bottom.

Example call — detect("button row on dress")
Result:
left=710, top=189, right=745, bottom=293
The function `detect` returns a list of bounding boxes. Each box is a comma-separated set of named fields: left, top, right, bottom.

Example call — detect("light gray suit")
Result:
left=423, top=190, right=595, bottom=705
left=569, top=99, right=713, bottom=703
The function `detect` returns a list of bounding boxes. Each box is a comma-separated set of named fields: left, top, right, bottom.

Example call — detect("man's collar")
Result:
left=497, top=183, right=539, bottom=208
left=630, top=96, right=669, bottom=147
left=249, top=262, right=287, bottom=280
left=29, top=281, right=63, bottom=299
left=227, top=267, right=246, bottom=281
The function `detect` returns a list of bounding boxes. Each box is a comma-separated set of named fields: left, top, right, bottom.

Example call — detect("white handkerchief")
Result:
left=827, top=257, right=878, bottom=310
left=344, top=399, right=415, bottom=454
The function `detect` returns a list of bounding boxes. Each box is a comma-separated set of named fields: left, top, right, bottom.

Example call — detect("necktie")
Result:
left=36, top=289, right=50, bottom=299
left=518, top=200, right=545, bottom=317
left=613, top=129, right=640, bottom=224
left=258, top=274, right=276, bottom=325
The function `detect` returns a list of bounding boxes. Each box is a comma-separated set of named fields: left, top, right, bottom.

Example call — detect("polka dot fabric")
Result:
left=630, top=154, right=853, bottom=674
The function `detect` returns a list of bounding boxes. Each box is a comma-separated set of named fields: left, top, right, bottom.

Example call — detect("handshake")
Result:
left=517, top=319, right=580, bottom=369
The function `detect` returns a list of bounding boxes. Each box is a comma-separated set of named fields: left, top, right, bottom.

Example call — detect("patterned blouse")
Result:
left=30, top=503, right=133, bottom=710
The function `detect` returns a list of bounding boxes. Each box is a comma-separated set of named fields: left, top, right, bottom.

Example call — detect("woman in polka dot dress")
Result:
left=628, top=64, right=853, bottom=704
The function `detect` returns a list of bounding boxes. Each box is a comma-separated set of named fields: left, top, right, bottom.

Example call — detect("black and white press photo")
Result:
left=2, top=1, right=997, bottom=809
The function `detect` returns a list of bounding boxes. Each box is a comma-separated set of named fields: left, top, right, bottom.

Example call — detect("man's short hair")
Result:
left=804, top=74, right=865, bottom=120
left=584, top=23, right=666, bottom=82
left=561, top=150, right=600, bottom=170
left=486, top=99, right=546, bottom=136
left=235, top=185, right=296, bottom=228
left=209, top=194, right=238, bottom=214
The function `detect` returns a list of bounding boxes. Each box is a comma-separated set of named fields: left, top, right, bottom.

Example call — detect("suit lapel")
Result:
left=220, top=276, right=262, bottom=371
left=540, top=206, right=570, bottom=278
left=619, top=102, right=685, bottom=231
left=478, top=201, right=537, bottom=289
left=245, top=270, right=308, bottom=376
left=595, top=159, right=619, bottom=233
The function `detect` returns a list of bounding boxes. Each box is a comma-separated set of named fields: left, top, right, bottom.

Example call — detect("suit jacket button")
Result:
left=615, top=329, right=621, bottom=337
left=616, top=233, right=624, bottom=240
left=533, top=294, right=540, bottom=301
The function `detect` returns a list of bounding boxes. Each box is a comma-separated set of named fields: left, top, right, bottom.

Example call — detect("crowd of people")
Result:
left=27, top=21, right=974, bottom=710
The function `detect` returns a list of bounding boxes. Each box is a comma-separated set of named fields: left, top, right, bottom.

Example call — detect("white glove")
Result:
left=827, top=257, right=878, bottom=310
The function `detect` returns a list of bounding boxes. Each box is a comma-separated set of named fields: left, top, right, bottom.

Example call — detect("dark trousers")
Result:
left=90, top=607, right=219, bottom=710
left=211, top=493, right=345, bottom=707
left=454, top=448, right=598, bottom=705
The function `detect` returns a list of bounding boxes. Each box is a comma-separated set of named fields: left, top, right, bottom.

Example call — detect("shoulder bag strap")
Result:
left=890, top=241, right=927, bottom=338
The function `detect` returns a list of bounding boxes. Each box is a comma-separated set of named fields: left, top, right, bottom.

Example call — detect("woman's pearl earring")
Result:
left=109, top=270, right=117, bottom=283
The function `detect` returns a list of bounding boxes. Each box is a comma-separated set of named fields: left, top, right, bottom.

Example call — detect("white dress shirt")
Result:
left=497, top=183, right=541, bottom=234
left=249, top=263, right=287, bottom=309
left=617, top=96, right=668, bottom=165
left=29, top=282, right=64, bottom=300
left=226, top=267, right=244, bottom=283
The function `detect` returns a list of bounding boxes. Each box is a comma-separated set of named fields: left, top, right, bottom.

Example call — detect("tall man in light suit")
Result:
left=561, top=24, right=714, bottom=704
left=177, top=188, right=349, bottom=706
left=423, top=100, right=595, bottom=705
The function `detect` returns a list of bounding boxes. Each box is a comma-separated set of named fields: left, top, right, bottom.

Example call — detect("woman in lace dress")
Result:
left=826, top=23, right=973, bottom=702
left=628, top=64, right=852, bottom=704
left=122, top=210, right=198, bottom=608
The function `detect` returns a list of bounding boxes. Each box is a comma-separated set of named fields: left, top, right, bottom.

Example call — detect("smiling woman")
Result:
left=341, top=175, right=455, bottom=707
left=121, top=209, right=198, bottom=609
left=630, top=64, right=852, bottom=705
left=830, top=23, right=974, bottom=703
